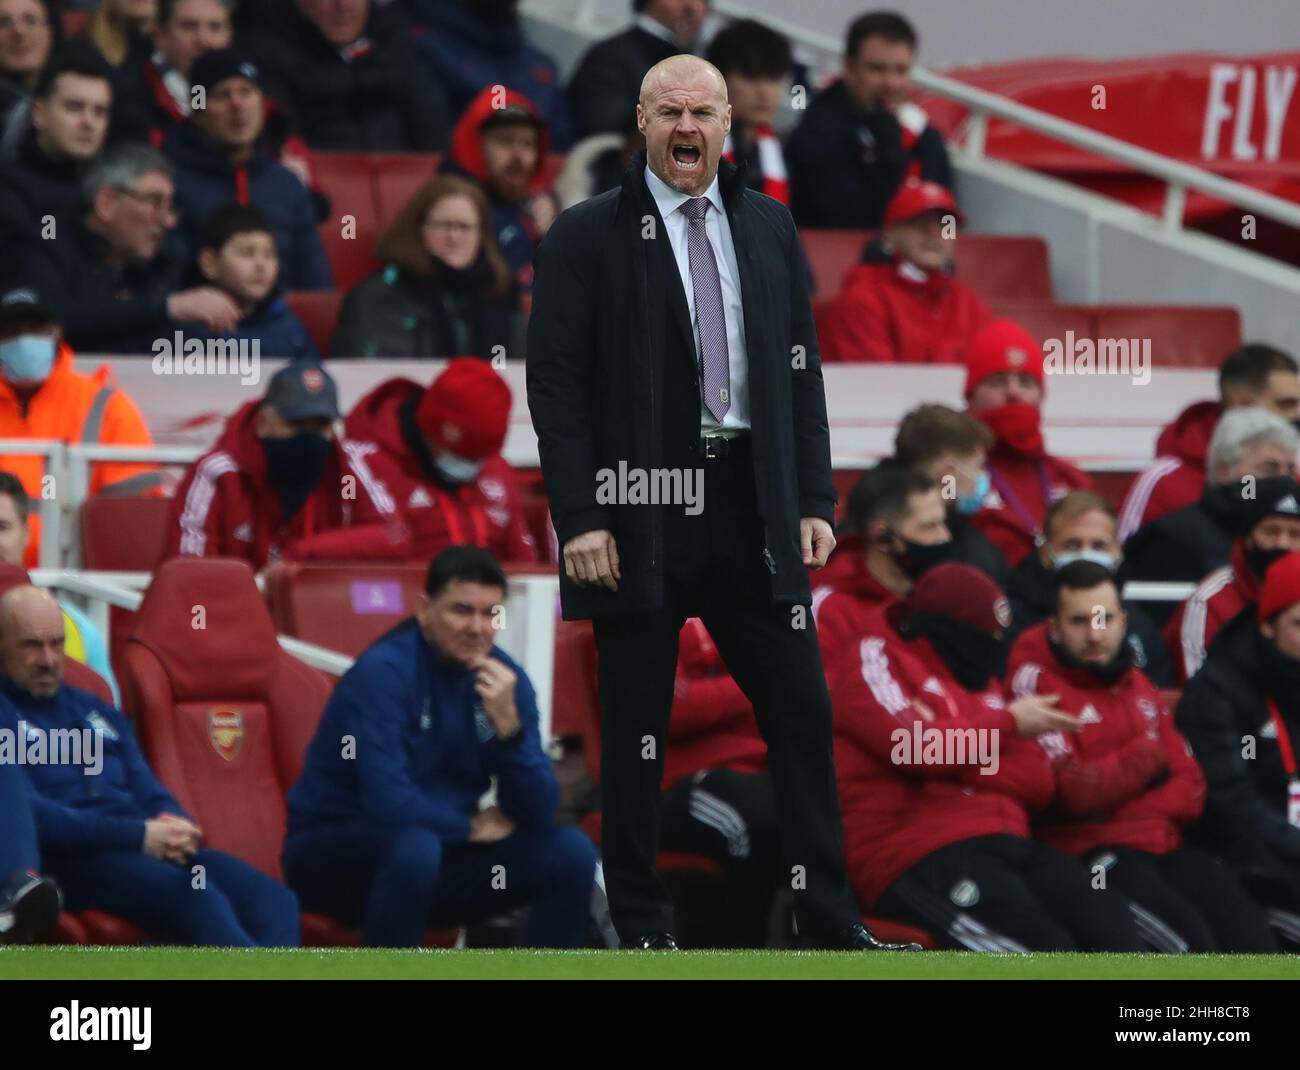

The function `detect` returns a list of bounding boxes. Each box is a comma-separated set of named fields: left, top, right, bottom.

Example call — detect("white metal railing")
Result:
left=693, top=1, right=1300, bottom=235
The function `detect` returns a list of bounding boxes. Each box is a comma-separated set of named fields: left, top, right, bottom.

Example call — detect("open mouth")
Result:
left=671, top=143, right=702, bottom=170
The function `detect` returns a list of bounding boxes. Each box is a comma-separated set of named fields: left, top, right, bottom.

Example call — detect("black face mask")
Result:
left=1260, top=631, right=1300, bottom=708
left=263, top=432, right=333, bottom=519
left=1048, top=634, right=1133, bottom=686
left=1245, top=542, right=1291, bottom=582
left=898, top=612, right=1005, bottom=691
left=885, top=532, right=953, bottom=580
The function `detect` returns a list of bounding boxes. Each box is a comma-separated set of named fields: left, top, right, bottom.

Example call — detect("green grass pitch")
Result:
left=3, top=947, right=1299, bottom=980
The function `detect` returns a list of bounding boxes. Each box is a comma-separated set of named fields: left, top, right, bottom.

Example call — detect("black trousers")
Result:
left=660, top=769, right=783, bottom=947
left=592, top=437, right=858, bottom=942
left=1083, top=845, right=1278, bottom=952
left=877, top=834, right=1149, bottom=952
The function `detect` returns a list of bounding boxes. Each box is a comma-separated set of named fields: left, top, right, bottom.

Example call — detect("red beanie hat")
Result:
left=963, top=318, right=1045, bottom=398
left=906, top=562, right=1012, bottom=636
left=416, top=358, right=512, bottom=460
left=1257, top=552, right=1300, bottom=622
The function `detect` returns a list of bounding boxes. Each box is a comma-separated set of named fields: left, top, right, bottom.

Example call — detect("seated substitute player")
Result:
left=283, top=546, right=597, bottom=948
left=0, top=700, right=61, bottom=943
left=344, top=358, right=537, bottom=563
left=1008, top=561, right=1277, bottom=951
left=166, top=361, right=410, bottom=568
left=822, top=563, right=1150, bottom=951
left=3, top=586, right=299, bottom=945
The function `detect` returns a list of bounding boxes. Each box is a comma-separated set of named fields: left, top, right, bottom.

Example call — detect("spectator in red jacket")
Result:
left=1008, top=560, right=1277, bottom=950
left=344, top=358, right=536, bottom=564
left=813, top=463, right=952, bottom=656
left=964, top=318, right=1093, bottom=568
left=657, top=617, right=777, bottom=947
left=1119, top=344, right=1299, bottom=541
left=1167, top=475, right=1300, bottom=683
left=166, top=361, right=409, bottom=568
left=823, top=562, right=1148, bottom=950
left=820, top=179, right=991, bottom=363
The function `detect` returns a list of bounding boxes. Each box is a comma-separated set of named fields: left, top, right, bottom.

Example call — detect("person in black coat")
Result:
left=527, top=54, right=917, bottom=953
left=332, top=174, right=522, bottom=360
left=786, top=11, right=951, bottom=228
left=242, top=0, right=449, bottom=152
left=0, top=42, right=111, bottom=243
left=891, top=403, right=1010, bottom=589
left=1176, top=553, right=1300, bottom=939
left=566, top=0, right=705, bottom=138
left=1005, top=490, right=1173, bottom=687
left=1122, top=406, right=1300, bottom=626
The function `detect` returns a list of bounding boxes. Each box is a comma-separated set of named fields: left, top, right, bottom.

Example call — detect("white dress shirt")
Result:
left=644, top=164, right=751, bottom=431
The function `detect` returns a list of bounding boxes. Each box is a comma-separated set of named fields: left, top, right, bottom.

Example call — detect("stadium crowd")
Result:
left=2, top=0, right=1300, bottom=955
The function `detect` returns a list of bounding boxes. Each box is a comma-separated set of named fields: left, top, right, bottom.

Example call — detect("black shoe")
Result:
left=0, top=874, right=62, bottom=944
left=630, top=933, right=679, bottom=950
left=827, top=923, right=923, bottom=952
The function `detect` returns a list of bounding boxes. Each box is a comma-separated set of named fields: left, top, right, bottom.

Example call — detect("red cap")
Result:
left=884, top=178, right=963, bottom=228
left=907, top=562, right=1011, bottom=636
left=1257, top=552, right=1300, bottom=622
left=416, top=358, right=512, bottom=460
left=963, top=318, right=1045, bottom=398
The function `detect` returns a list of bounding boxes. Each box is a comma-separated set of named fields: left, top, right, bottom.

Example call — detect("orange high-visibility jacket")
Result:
left=0, top=343, right=161, bottom=565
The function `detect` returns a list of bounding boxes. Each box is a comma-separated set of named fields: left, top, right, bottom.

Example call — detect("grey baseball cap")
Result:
left=264, top=362, right=340, bottom=421
left=0, top=288, right=57, bottom=328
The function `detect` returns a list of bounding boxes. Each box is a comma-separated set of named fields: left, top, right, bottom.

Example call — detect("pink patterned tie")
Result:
left=681, top=197, right=730, bottom=423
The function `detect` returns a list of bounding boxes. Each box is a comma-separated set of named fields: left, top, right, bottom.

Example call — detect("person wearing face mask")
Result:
left=1122, top=406, right=1300, bottom=627
left=823, top=562, right=1155, bottom=951
left=820, top=180, right=991, bottom=363
left=1004, top=491, right=1172, bottom=687
left=892, top=403, right=1009, bottom=588
left=165, top=361, right=410, bottom=569
left=1166, top=476, right=1300, bottom=684
left=1176, top=553, right=1300, bottom=943
left=332, top=176, right=523, bottom=360
left=344, top=358, right=537, bottom=564
left=812, top=462, right=953, bottom=657
left=1006, top=561, right=1276, bottom=951
left=0, top=287, right=161, bottom=567
left=963, top=318, right=1092, bottom=570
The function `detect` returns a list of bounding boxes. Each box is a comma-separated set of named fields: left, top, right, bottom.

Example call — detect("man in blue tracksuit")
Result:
left=284, top=546, right=597, bottom=947
left=1, top=586, right=299, bottom=946
left=0, top=698, right=60, bottom=942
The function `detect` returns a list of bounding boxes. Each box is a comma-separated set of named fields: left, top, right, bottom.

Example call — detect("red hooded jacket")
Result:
left=819, top=257, right=992, bottom=364
left=811, top=534, right=900, bottom=662
left=1117, top=401, right=1219, bottom=542
left=166, top=401, right=409, bottom=569
left=344, top=378, right=536, bottom=563
left=1006, top=623, right=1205, bottom=858
left=969, top=445, right=1093, bottom=568
left=662, top=617, right=766, bottom=789
left=824, top=603, right=1054, bottom=908
left=1164, top=537, right=1256, bottom=684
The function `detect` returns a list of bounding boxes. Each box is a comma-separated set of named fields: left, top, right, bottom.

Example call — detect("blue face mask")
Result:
left=1053, top=549, right=1119, bottom=573
left=956, top=470, right=991, bottom=515
left=0, top=334, right=56, bottom=383
left=434, top=449, right=485, bottom=485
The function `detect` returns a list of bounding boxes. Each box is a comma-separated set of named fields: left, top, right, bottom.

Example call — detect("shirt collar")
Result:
left=644, top=164, right=724, bottom=223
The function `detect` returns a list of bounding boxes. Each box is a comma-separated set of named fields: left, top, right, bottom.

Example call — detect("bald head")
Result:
left=0, top=585, right=65, bottom=699
left=637, top=55, right=731, bottom=196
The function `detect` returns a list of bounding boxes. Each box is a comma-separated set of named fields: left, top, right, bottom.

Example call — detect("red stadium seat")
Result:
left=1093, top=305, right=1241, bottom=368
left=953, top=235, right=1053, bottom=301
left=122, top=558, right=332, bottom=880
left=311, top=152, right=382, bottom=291
left=371, top=152, right=439, bottom=229
left=81, top=496, right=171, bottom=572
left=552, top=619, right=598, bottom=744
left=35, top=912, right=88, bottom=945
left=77, top=910, right=149, bottom=945
left=264, top=560, right=427, bottom=659
left=989, top=300, right=1097, bottom=346
left=283, top=291, right=343, bottom=359
left=801, top=229, right=872, bottom=301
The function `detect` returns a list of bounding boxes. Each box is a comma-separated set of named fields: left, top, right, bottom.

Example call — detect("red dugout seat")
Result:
left=122, top=558, right=333, bottom=880
left=81, top=496, right=171, bottom=572
left=371, top=152, right=440, bottom=229
left=283, top=291, right=343, bottom=359
left=1093, top=305, right=1241, bottom=368
left=989, top=300, right=1097, bottom=346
